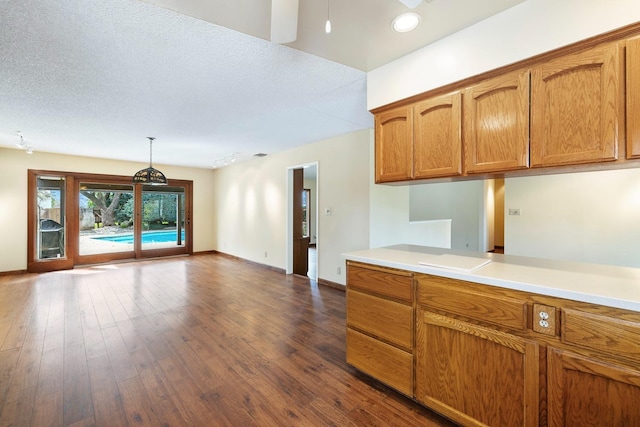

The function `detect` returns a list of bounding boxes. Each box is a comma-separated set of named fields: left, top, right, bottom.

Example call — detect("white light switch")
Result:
left=508, top=208, right=521, bottom=216
left=325, top=207, right=332, bottom=216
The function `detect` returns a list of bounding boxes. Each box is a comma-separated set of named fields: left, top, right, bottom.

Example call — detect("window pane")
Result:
left=37, top=176, right=66, bottom=260
left=78, top=182, right=134, bottom=255
left=141, top=186, right=185, bottom=250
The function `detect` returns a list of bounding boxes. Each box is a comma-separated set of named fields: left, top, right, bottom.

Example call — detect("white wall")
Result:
left=368, top=0, right=640, bottom=109
left=409, top=180, right=484, bottom=251
left=505, top=168, right=640, bottom=268
left=211, top=129, right=370, bottom=285
left=0, top=147, right=216, bottom=272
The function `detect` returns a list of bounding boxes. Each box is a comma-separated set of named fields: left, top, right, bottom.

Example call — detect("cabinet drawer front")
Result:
left=346, top=328, right=413, bottom=396
left=418, top=275, right=528, bottom=330
left=562, top=308, right=640, bottom=361
left=347, top=289, right=413, bottom=350
left=347, top=263, right=413, bottom=302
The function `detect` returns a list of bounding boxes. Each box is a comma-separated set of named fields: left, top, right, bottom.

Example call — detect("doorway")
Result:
left=286, top=162, right=318, bottom=280
left=481, top=178, right=505, bottom=254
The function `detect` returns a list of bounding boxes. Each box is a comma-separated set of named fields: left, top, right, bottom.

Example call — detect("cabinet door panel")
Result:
left=414, top=92, right=462, bottom=178
left=464, top=69, right=530, bottom=173
left=375, top=106, right=413, bottom=183
left=531, top=43, right=621, bottom=166
left=416, top=310, right=539, bottom=426
left=627, top=36, right=640, bottom=159
left=548, top=348, right=640, bottom=426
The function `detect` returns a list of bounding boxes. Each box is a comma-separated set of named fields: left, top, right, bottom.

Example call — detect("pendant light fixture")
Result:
left=132, top=137, right=167, bottom=185
left=325, top=0, right=331, bottom=34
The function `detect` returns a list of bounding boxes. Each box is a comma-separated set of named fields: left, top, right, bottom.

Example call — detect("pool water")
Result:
left=92, top=230, right=185, bottom=244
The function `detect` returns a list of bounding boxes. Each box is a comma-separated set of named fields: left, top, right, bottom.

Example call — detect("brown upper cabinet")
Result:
left=627, top=36, right=640, bottom=159
left=414, top=92, right=462, bottom=179
left=373, top=26, right=640, bottom=184
left=464, top=69, right=530, bottom=173
left=375, top=105, right=413, bottom=183
left=530, top=42, right=621, bottom=167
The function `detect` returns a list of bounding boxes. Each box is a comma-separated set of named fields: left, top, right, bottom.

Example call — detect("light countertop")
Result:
left=343, top=245, right=640, bottom=312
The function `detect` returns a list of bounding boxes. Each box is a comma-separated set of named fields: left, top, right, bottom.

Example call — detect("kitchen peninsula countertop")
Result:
left=343, top=244, right=640, bottom=312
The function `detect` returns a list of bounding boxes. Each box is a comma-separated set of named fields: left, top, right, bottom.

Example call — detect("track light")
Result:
left=16, top=131, right=33, bottom=154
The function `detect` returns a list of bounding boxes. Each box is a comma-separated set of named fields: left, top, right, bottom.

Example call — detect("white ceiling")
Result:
left=0, top=0, right=524, bottom=170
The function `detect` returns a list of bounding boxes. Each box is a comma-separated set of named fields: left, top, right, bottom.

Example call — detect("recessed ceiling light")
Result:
left=392, top=12, right=421, bottom=33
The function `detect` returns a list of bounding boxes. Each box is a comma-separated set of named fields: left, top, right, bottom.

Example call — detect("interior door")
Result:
left=292, top=168, right=309, bottom=276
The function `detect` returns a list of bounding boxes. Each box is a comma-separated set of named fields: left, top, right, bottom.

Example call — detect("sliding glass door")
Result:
left=28, top=170, right=192, bottom=272
left=140, top=186, right=186, bottom=252
left=78, top=182, right=135, bottom=262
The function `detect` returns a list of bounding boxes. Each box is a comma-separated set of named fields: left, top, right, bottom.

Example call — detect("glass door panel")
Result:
left=78, top=182, right=134, bottom=256
left=141, top=185, right=186, bottom=251
left=37, top=176, right=66, bottom=260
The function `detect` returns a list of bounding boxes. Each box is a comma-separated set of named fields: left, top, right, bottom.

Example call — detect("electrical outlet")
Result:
left=264, top=251, right=267, bottom=257
left=337, top=266, right=341, bottom=275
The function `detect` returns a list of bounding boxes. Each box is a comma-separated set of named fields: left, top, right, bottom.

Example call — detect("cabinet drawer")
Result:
left=347, top=289, right=413, bottom=350
left=417, top=275, right=528, bottom=331
left=562, top=308, right=640, bottom=362
left=347, top=328, right=413, bottom=396
left=347, top=263, right=413, bottom=302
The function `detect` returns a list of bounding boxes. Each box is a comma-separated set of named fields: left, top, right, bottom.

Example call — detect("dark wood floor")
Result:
left=0, top=254, right=455, bottom=426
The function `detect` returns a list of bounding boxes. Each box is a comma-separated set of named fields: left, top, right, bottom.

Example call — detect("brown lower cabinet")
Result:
left=346, top=262, right=414, bottom=396
left=548, top=348, right=640, bottom=426
left=346, top=261, right=640, bottom=427
left=415, top=310, right=540, bottom=426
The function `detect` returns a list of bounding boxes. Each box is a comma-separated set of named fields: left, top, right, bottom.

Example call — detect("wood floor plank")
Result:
left=116, top=377, right=161, bottom=426
left=1, top=303, right=33, bottom=351
left=0, top=254, right=456, bottom=427
left=100, top=325, right=138, bottom=382
left=156, top=355, right=231, bottom=426
left=0, top=384, right=36, bottom=426
left=0, top=348, right=21, bottom=410
left=62, top=343, right=94, bottom=425
left=130, top=348, right=197, bottom=427
left=36, top=332, right=64, bottom=396
left=5, top=333, right=45, bottom=403
left=31, top=390, right=64, bottom=427
left=86, top=354, right=128, bottom=427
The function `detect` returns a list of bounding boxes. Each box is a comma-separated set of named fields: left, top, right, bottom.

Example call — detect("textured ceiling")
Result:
left=0, top=0, right=523, bottom=169
left=0, top=0, right=370, bottom=168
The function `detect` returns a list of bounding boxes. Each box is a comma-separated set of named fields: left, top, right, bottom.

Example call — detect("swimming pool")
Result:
left=92, top=230, right=185, bottom=244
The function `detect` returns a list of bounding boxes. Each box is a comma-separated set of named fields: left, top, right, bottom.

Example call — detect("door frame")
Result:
left=286, top=162, right=319, bottom=280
